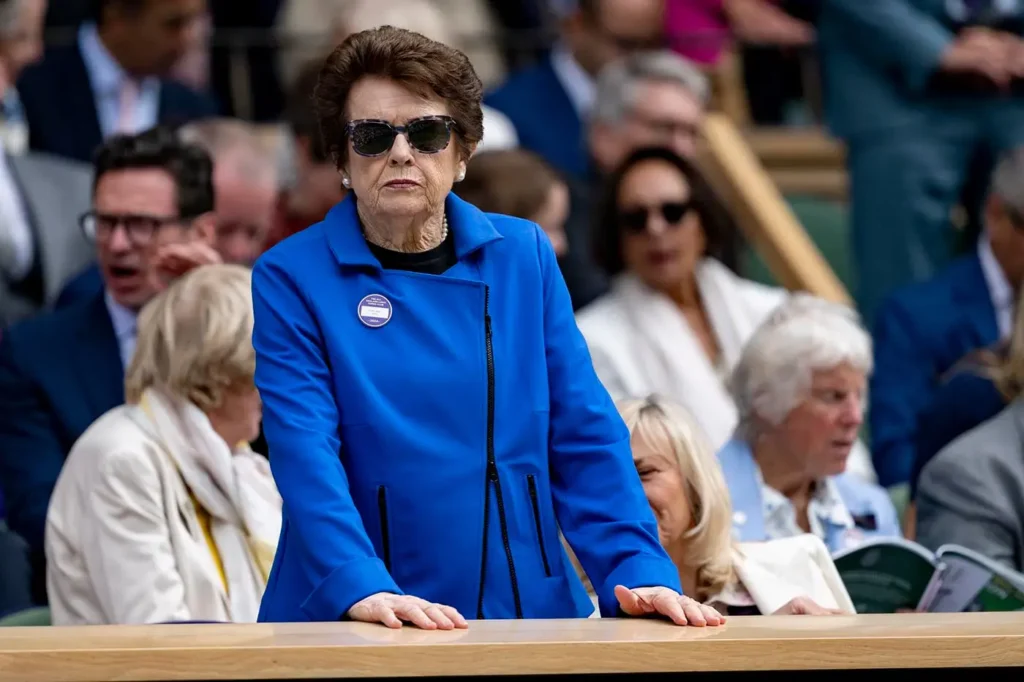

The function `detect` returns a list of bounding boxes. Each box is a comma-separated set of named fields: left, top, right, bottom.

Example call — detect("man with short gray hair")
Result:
left=872, top=146, right=1024, bottom=491
left=178, top=117, right=281, bottom=266
left=588, top=50, right=709, bottom=173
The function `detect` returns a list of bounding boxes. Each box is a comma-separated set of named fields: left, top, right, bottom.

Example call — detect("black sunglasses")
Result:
left=618, top=201, right=694, bottom=234
left=345, top=115, right=456, bottom=157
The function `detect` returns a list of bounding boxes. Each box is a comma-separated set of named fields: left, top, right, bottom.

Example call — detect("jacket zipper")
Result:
left=527, top=475, right=552, bottom=577
left=475, top=286, right=523, bottom=619
left=377, top=486, right=392, bottom=573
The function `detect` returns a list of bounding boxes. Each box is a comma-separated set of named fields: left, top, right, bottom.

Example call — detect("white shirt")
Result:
left=549, top=43, right=595, bottom=118
left=757, top=470, right=855, bottom=547
left=0, top=147, right=35, bottom=282
left=78, top=23, right=160, bottom=138
left=978, top=235, right=1014, bottom=340
left=104, top=291, right=138, bottom=369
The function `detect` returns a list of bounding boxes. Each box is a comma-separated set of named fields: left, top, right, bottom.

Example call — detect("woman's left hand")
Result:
left=614, top=585, right=726, bottom=627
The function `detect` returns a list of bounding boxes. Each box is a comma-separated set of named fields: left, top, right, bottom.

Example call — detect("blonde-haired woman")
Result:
left=45, top=265, right=281, bottom=625
left=577, top=396, right=855, bottom=616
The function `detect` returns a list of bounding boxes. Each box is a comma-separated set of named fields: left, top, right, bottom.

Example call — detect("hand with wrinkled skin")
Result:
left=615, top=585, right=726, bottom=626
left=347, top=592, right=469, bottom=630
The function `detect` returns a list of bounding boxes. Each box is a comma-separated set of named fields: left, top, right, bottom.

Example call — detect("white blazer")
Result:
left=577, top=260, right=785, bottom=449
left=582, top=534, right=855, bottom=616
left=45, top=406, right=269, bottom=625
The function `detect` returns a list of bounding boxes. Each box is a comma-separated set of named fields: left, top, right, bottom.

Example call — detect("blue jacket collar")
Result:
left=324, top=192, right=504, bottom=269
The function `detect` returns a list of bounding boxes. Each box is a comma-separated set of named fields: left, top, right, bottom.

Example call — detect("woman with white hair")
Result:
left=720, top=295, right=900, bottom=554
left=573, top=396, right=854, bottom=616
left=45, top=265, right=281, bottom=625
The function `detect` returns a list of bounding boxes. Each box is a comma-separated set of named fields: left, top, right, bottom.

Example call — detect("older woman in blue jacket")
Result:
left=251, top=26, right=723, bottom=629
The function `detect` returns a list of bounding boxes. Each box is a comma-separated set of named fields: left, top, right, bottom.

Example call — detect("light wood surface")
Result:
left=1, top=614, right=1023, bottom=681
left=698, top=114, right=852, bottom=305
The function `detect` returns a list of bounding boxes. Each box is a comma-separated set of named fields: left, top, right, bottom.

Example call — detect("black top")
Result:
left=366, top=230, right=457, bottom=275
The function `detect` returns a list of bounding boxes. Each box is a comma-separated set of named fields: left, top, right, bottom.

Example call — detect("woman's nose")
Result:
left=388, top=134, right=415, bottom=164
left=645, top=212, right=669, bottom=237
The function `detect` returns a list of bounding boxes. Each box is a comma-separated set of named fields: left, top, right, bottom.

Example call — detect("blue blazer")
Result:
left=55, top=265, right=103, bottom=309
left=252, top=193, right=678, bottom=622
left=0, top=291, right=123, bottom=595
left=870, top=254, right=999, bottom=487
left=16, top=44, right=217, bottom=163
left=484, top=58, right=588, bottom=180
left=718, top=438, right=901, bottom=553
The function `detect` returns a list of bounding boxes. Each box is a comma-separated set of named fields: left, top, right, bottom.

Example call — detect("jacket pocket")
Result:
left=527, top=475, right=552, bottom=577
left=377, top=486, right=392, bottom=573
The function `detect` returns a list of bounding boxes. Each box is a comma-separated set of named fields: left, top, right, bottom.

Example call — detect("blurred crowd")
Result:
left=1, top=0, right=1024, bottom=624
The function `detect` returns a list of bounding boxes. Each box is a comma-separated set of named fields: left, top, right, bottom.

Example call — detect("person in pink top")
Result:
left=666, top=0, right=814, bottom=67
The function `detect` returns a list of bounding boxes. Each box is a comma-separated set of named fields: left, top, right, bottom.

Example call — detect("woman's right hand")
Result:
left=772, top=596, right=845, bottom=616
left=347, top=593, right=469, bottom=630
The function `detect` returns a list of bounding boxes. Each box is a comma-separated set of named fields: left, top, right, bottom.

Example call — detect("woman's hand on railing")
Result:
left=347, top=593, right=468, bottom=630
left=614, top=585, right=726, bottom=627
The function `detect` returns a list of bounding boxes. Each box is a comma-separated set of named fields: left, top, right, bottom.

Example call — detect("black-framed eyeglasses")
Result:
left=79, top=211, right=183, bottom=245
left=618, top=201, right=695, bottom=234
left=345, top=116, right=456, bottom=157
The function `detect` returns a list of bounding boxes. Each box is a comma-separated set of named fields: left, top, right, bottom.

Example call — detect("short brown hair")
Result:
left=314, top=25, right=484, bottom=167
left=458, top=150, right=563, bottom=219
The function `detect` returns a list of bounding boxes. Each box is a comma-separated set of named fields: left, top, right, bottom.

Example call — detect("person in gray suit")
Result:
left=917, top=345, right=1024, bottom=571
left=0, top=0, right=94, bottom=328
left=818, top=0, right=1024, bottom=325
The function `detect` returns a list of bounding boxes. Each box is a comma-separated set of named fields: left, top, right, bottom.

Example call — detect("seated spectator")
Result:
left=16, top=0, right=217, bottom=163
left=47, top=264, right=280, bottom=625
left=571, top=50, right=712, bottom=309
left=59, top=117, right=272, bottom=304
left=588, top=51, right=709, bottom=174
left=266, top=60, right=345, bottom=251
left=575, top=395, right=854, bottom=616
left=577, top=146, right=784, bottom=451
left=0, top=127, right=218, bottom=603
left=177, top=118, right=279, bottom=265
left=871, top=147, right=1024, bottom=489
left=720, top=295, right=900, bottom=553
left=916, top=321, right=1024, bottom=570
left=457, top=149, right=569, bottom=257
left=486, top=0, right=665, bottom=180
left=0, top=0, right=94, bottom=327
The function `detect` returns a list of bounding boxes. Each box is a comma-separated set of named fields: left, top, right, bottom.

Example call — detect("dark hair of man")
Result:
left=92, top=125, right=215, bottom=219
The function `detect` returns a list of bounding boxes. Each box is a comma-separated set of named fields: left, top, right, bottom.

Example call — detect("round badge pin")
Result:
left=357, top=294, right=392, bottom=328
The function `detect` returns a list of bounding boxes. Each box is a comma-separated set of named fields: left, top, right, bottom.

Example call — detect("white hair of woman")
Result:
left=730, top=294, right=873, bottom=441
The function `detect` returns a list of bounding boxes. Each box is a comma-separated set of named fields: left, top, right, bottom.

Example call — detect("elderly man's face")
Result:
left=212, top=161, right=276, bottom=266
left=592, top=78, right=705, bottom=173
left=775, top=363, right=866, bottom=479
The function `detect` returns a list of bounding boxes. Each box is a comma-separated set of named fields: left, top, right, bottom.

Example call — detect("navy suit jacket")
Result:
left=55, top=264, right=103, bottom=309
left=870, top=254, right=1000, bottom=487
left=17, top=43, right=217, bottom=163
left=485, top=57, right=588, bottom=181
left=0, top=291, right=123, bottom=601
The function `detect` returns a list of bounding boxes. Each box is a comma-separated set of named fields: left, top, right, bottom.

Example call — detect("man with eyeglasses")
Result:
left=872, top=147, right=1024, bottom=499
left=0, top=125, right=218, bottom=605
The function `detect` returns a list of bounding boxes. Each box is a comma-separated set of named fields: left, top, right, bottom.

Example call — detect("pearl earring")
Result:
left=456, top=170, right=465, bottom=182
left=342, top=176, right=351, bottom=188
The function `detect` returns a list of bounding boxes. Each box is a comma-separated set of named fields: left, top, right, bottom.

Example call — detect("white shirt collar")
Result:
left=78, top=22, right=158, bottom=97
left=978, top=233, right=1014, bottom=339
left=549, top=43, right=595, bottom=117
left=758, top=469, right=854, bottom=542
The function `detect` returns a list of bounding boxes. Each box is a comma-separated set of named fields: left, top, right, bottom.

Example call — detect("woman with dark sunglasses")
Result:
left=578, top=147, right=789, bottom=455
left=250, top=28, right=724, bottom=630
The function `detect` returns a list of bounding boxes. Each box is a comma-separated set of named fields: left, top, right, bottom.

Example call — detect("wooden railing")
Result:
left=698, top=113, right=852, bottom=305
left=0, top=614, right=1022, bottom=681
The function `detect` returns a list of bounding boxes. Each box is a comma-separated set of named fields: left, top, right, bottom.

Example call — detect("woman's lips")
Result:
left=384, top=180, right=419, bottom=188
